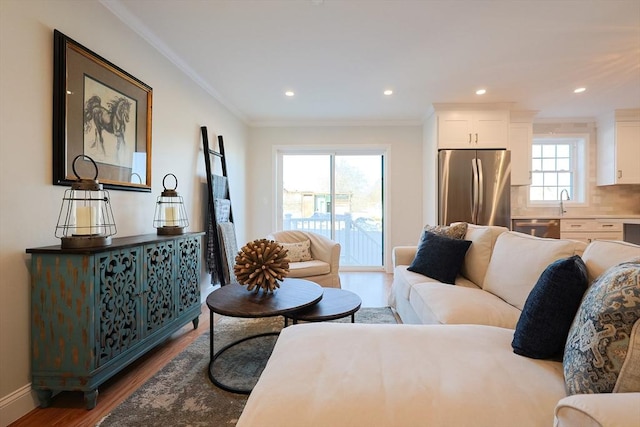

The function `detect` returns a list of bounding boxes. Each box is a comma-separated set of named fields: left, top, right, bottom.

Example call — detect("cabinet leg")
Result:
left=192, top=317, right=199, bottom=329
left=36, top=389, right=53, bottom=408
left=84, top=389, right=99, bottom=410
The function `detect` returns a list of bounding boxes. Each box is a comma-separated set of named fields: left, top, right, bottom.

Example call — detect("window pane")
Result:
left=335, top=155, right=383, bottom=266
left=532, top=145, right=542, bottom=158
left=530, top=187, right=543, bottom=200
left=557, top=158, right=570, bottom=171
left=542, top=145, right=556, bottom=157
left=557, top=145, right=571, bottom=157
left=558, top=172, right=572, bottom=186
left=531, top=158, right=542, bottom=171
left=531, top=172, right=543, bottom=186
left=282, top=154, right=330, bottom=226
left=543, top=187, right=557, bottom=200
left=544, top=172, right=557, bottom=186
left=542, top=158, right=556, bottom=171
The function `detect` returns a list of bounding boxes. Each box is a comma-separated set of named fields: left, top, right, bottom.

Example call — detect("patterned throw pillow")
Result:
left=563, top=259, right=640, bottom=394
left=280, top=240, right=312, bottom=263
left=419, top=222, right=468, bottom=244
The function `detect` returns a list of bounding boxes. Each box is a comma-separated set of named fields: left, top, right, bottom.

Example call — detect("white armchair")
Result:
left=267, top=230, right=341, bottom=288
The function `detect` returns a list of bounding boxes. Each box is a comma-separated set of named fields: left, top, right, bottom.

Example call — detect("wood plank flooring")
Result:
left=10, top=272, right=393, bottom=427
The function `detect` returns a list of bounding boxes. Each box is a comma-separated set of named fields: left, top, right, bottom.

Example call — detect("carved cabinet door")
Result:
left=96, top=247, right=142, bottom=366
left=143, top=241, right=176, bottom=336
left=177, top=236, right=201, bottom=318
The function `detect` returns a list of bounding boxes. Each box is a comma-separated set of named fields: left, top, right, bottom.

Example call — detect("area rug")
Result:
left=97, top=307, right=398, bottom=427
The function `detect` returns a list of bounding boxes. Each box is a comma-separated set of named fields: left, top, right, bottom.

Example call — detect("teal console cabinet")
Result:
left=26, top=232, right=204, bottom=409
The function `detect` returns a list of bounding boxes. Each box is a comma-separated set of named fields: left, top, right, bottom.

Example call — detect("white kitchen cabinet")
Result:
left=597, top=109, right=640, bottom=185
left=437, top=110, right=509, bottom=149
left=560, top=219, right=623, bottom=243
left=509, top=111, right=537, bottom=186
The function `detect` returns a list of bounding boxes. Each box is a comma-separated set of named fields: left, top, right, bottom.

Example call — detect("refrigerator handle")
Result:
left=471, top=158, right=479, bottom=224
left=477, top=158, right=484, bottom=224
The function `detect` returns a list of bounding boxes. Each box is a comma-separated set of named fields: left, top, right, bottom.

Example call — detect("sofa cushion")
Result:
left=563, top=259, right=640, bottom=394
left=460, top=224, right=508, bottom=287
left=554, top=393, right=640, bottom=427
left=408, top=231, right=471, bottom=284
left=280, top=240, right=312, bottom=262
left=483, top=232, right=586, bottom=310
left=410, top=283, right=521, bottom=327
left=238, top=324, right=567, bottom=427
left=512, top=255, right=588, bottom=360
left=581, top=239, right=640, bottom=284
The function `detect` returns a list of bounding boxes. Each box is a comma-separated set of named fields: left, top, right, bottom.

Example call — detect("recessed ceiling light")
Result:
left=383, top=89, right=393, bottom=96
left=285, top=91, right=295, bottom=97
left=476, top=89, right=487, bottom=95
left=574, top=87, right=586, bottom=93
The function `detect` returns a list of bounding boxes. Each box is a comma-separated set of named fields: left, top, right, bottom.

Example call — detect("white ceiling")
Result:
left=103, top=0, right=640, bottom=125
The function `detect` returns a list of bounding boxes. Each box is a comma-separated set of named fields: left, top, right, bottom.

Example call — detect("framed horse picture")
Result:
left=53, top=29, right=153, bottom=192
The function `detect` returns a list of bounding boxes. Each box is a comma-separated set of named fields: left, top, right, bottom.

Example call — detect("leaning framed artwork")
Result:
left=53, top=29, right=153, bottom=192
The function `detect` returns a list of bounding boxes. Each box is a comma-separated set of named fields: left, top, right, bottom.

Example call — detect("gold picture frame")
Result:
left=53, top=29, right=152, bottom=192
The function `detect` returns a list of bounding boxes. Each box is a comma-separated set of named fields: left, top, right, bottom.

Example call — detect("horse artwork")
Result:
left=82, top=77, right=136, bottom=168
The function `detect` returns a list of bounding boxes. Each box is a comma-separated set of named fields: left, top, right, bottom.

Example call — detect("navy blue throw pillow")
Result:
left=407, top=231, right=472, bottom=284
left=512, top=255, right=588, bottom=360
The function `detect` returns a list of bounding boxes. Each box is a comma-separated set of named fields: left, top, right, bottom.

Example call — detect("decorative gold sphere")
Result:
left=234, top=239, right=290, bottom=293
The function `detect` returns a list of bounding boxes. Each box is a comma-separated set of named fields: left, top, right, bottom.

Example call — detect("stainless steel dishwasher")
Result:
left=512, top=219, right=560, bottom=239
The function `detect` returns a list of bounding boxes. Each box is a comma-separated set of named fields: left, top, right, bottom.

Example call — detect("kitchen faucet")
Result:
left=560, top=189, right=570, bottom=215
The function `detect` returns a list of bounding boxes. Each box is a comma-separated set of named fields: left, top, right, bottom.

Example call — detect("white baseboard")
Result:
left=0, top=383, right=37, bottom=427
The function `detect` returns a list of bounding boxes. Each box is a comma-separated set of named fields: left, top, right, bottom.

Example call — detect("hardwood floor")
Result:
left=10, top=272, right=393, bottom=427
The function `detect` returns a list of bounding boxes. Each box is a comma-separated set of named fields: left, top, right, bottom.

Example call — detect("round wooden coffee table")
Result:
left=286, top=288, right=362, bottom=325
left=206, top=278, right=323, bottom=394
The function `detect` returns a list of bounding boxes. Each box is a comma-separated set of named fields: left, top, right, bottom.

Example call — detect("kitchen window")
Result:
left=529, top=135, right=587, bottom=204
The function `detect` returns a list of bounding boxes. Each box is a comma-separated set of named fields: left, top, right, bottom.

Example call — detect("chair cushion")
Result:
left=563, top=259, right=640, bottom=394
left=280, top=240, right=312, bottom=262
left=286, top=260, right=330, bottom=278
left=512, top=255, right=588, bottom=360
left=407, top=231, right=471, bottom=285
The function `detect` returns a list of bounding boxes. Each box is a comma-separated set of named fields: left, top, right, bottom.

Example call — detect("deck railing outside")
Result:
left=284, top=214, right=382, bottom=266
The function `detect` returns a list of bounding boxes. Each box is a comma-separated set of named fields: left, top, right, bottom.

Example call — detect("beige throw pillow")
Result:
left=419, top=222, right=468, bottom=244
left=281, top=240, right=312, bottom=262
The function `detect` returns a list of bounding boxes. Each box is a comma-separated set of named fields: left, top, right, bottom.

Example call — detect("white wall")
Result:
left=0, top=1, right=247, bottom=424
left=247, top=125, right=424, bottom=270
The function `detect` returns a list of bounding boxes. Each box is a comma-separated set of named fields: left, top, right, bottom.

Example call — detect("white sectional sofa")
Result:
left=389, top=224, right=587, bottom=327
left=237, top=230, right=640, bottom=427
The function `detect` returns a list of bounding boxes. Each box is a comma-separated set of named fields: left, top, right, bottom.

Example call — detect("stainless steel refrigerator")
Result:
left=438, top=149, right=511, bottom=227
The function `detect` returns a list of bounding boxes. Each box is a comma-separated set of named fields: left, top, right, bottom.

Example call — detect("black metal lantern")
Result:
left=153, top=173, right=189, bottom=235
left=55, top=155, right=117, bottom=248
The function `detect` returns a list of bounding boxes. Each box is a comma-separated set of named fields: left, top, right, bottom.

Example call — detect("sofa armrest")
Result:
left=392, top=246, right=417, bottom=268
left=554, top=393, right=640, bottom=427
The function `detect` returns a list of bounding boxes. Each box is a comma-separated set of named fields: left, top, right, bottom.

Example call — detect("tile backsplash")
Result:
left=511, top=121, right=640, bottom=218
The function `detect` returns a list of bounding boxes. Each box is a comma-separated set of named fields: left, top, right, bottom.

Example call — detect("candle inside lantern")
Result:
left=165, top=206, right=178, bottom=226
left=76, top=206, right=97, bottom=235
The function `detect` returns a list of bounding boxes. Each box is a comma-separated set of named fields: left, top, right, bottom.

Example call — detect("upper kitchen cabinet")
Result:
left=597, top=109, right=640, bottom=185
left=434, top=105, right=510, bottom=149
left=509, top=111, right=538, bottom=186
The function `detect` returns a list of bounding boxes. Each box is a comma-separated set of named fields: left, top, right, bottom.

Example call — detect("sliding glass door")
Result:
left=280, top=151, right=383, bottom=268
